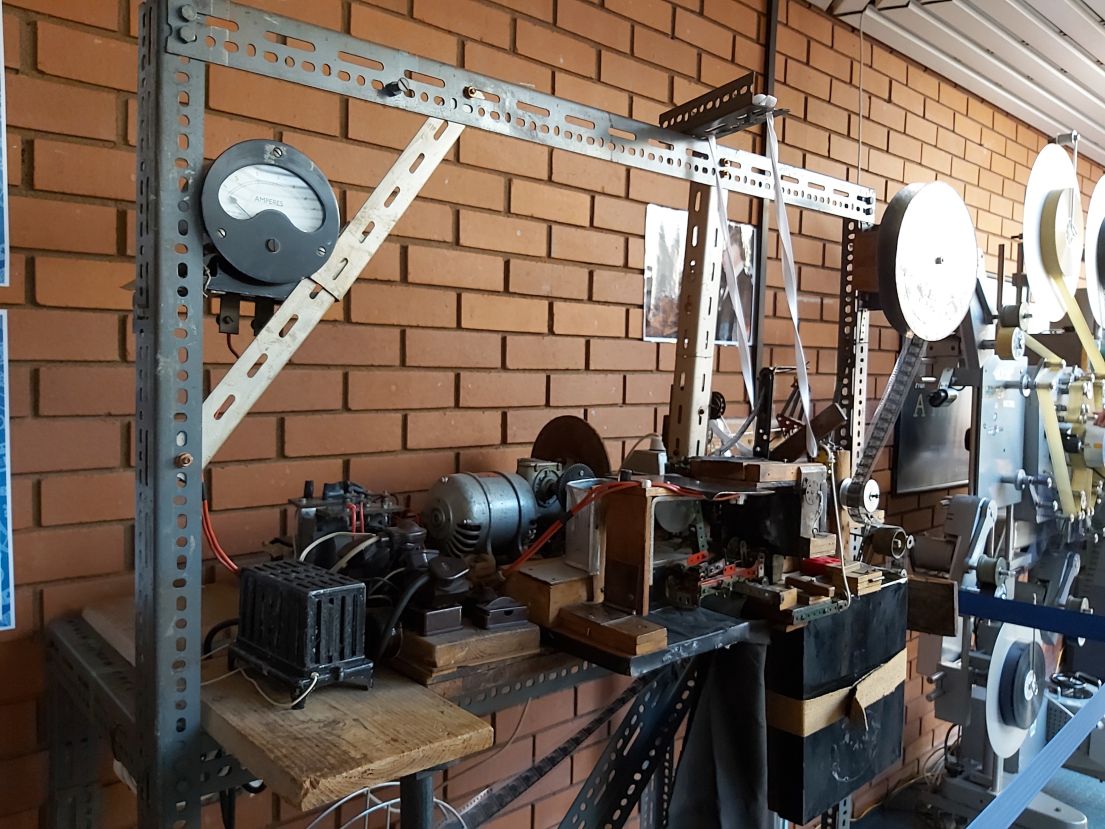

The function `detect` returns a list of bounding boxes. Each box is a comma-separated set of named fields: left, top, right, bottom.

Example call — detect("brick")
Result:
left=516, top=20, right=597, bottom=76
left=633, top=28, right=697, bottom=78
left=674, top=10, right=732, bottom=60
left=280, top=131, right=393, bottom=190
left=10, top=196, right=117, bottom=255
left=209, top=67, right=341, bottom=136
left=212, top=459, right=343, bottom=510
left=505, top=335, right=586, bottom=369
left=600, top=51, right=669, bottom=100
left=553, top=301, right=624, bottom=337
left=409, top=246, right=504, bottom=292
left=0, top=751, right=47, bottom=815
left=34, top=139, right=134, bottom=202
left=607, top=0, right=672, bottom=32
left=625, top=373, right=671, bottom=404
left=586, top=404, right=656, bottom=438
left=460, top=131, right=549, bottom=178
left=41, top=470, right=132, bottom=525
left=349, top=450, right=457, bottom=494
left=39, top=366, right=133, bottom=416
left=406, top=328, right=502, bottom=368
left=416, top=0, right=511, bottom=48
left=550, top=373, right=622, bottom=406
left=10, top=417, right=120, bottom=474
left=350, top=283, right=457, bottom=328
left=238, top=0, right=344, bottom=28
left=464, top=42, right=552, bottom=93
left=424, top=162, right=506, bottom=211
left=7, top=75, right=116, bottom=141
left=551, top=150, right=626, bottom=197
left=9, top=309, right=119, bottom=362
left=461, top=294, right=548, bottom=333
left=593, top=194, right=645, bottom=235
left=37, top=22, right=136, bottom=93
left=627, top=169, right=688, bottom=209
left=704, top=0, right=758, bottom=34
left=284, top=412, right=402, bottom=457
left=551, top=226, right=624, bottom=266
left=210, top=368, right=342, bottom=413
left=507, top=406, right=584, bottom=444
left=589, top=338, right=657, bottom=371
left=592, top=269, right=643, bottom=304
left=511, top=180, right=591, bottom=227
left=460, top=371, right=546, bottom=407
left=34, top=256, right=131, bottom=311
left=350, top=4, right=458, bottom=63
left=509, top=259, right=590, bottom=299
left=15, top=524, right=126, bottom=584
left=11, top=479, right=33, bottom=532
left=218, top=416, right=278, bottom=463
left=458, top=445, right=527, bottom=474
left=557, top=0, right=631, bottom=50
left=460, top=211, right=548, bottom=257
left=0, top=700, right=38, bottom=760
left=408, top=410, right=501, bottom=449
left=348, top=369, right=455, bottom=410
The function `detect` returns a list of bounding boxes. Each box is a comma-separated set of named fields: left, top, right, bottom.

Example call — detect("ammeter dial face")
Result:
left=217, top=164, right=325, bottom=232
left=201, top=140, right=339, bottom=286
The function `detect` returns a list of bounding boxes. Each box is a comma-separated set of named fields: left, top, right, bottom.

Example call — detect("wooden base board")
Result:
left=398, top=621, right=541, bottom=671
left=555, top=602, right=667, bottom=656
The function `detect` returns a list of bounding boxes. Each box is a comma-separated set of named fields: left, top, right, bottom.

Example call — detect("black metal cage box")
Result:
left=231, top=560, right=374, bottom=704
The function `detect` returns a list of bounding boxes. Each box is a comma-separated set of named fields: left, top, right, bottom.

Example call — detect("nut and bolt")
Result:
left=174, top=453, right=194, bottom=468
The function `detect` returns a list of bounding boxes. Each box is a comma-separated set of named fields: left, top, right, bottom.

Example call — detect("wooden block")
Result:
left=742, top=460, right=803, bottom=483
left=797, top=594, right=830, bottom=606
left=729, top=580, right=799, bottom=610
left=557, top=602, right=667, bottom=656
left=504, top=558, right=594, bottom=627
left=398, top=622, right=540, bottom=670
left=771, top=405, right=846, bottom=462
left=907, top=574, right=959, bottom=636
left=784, top=574, right=836, bottom=598
left=687, top=457, right=757, bottom=484
left=796, top=533, right=836, bottom=557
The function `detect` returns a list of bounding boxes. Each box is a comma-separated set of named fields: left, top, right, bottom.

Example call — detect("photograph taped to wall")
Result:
left=0, top=313, right=12, bottom=630
left=643, top=203, right=756, bottom=343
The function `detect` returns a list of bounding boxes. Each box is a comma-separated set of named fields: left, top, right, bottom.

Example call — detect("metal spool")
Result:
left=1085, top=175, right=1105, bottom=328
left=877, top=181, right=979, bottom=341
left=1022, top=143, right=1084, bottom=332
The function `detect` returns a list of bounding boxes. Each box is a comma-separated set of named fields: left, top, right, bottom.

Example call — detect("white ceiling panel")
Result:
left=822, top=0, right=1105, bottom=164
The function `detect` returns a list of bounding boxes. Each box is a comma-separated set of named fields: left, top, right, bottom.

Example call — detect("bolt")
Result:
left=317, top=246, right=327, bottom=257
left=935, top=256, right=944, bottom=265
left=220, top=315, right=234, bottom=325
left=265, top=238, right=280, bottom=253
left=178, top=23, right=198, bottom=43
left=217, top=228, right=227, bottom=238
left=272, top=146, right=285, bottom=159
left=180, top=4, right=198, bottom=21
left=175, top=452, right=194, bottom=468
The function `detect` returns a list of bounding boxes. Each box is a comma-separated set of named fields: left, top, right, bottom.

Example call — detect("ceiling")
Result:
left=807, top=0, right=1105, bottom=164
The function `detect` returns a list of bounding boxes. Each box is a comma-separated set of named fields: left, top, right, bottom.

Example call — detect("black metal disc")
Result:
left=531, top=415, right=611, bottom=478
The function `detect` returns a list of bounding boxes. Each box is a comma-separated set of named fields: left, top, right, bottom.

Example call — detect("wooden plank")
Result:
left=784, top=574, right=836, bottom=598
left=601, top=489, right=652, bottom=614
left=399, top=622, right=540, bottom=670
left=557, top=602, right=667, bottom=656
left=770, top=404, right=846, bottom=462
left=83, top=584, right=493, bottom=811
left=796, top=533, right=836, bottom=557
left=729, top=580, right=799, bottom=610
left=907, top=574, right=959, bottom=636
left=741, top=460, right=803, bottom=483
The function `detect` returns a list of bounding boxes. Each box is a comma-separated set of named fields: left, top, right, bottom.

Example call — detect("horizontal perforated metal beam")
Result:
left=166, top=0, right=874, bottom=222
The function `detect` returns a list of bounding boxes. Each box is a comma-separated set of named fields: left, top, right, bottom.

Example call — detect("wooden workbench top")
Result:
left=82, top=583, right=494, bottom=810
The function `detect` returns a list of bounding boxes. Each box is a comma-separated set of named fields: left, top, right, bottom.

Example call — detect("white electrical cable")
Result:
left=297, top=530, right=369, bottom=562
left=305, top=783, right=400, bottom=829
left=764, top=115, right=818, bottom=459
left=336, top=798, right=402, bottom=829
left=436, top=799, right=468, bottom=828
left=707, top=135, right=757, bottom=409
left=330, top=536, right=379, bottom=572
left=242, top=670, right=319, bottom=709
left=827, top=452, right=854, bottom=609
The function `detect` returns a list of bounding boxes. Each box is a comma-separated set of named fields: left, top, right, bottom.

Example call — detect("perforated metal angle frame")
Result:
left=48, top=2, right=878, bottom=826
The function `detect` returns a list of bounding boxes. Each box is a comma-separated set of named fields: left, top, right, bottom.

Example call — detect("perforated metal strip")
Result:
left=167, top=0, right=875, bottom=222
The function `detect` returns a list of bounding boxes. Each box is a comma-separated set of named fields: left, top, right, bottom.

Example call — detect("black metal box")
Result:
left=232, top=560, right=373, bottom=704
left=765, top=577, right=907, bottom=823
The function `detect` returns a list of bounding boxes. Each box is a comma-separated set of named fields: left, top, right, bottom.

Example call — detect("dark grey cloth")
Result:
left=668, top=644, right=769, bottom=829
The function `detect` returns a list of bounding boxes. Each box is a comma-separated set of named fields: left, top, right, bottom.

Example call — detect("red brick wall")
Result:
left=1, top=0, right=1102, bottom=826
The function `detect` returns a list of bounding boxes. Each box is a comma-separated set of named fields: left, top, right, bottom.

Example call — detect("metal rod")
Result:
left=751, top=0, right=780, bottom=381
left=399, top=772, right=435, bottom=829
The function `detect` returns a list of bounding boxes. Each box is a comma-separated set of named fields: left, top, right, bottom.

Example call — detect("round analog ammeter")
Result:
left=878, top=181, right=979, bottom=341
left=201, top=140, right=339, bottom=285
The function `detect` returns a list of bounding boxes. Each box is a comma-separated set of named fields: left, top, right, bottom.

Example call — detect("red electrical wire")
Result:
left=202, top=499, right=240, bottom=574
left=502, top=481, right=639, bottom=575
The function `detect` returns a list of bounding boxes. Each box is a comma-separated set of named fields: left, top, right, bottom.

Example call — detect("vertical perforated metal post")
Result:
left=134, top=1, right=206, bottom=824
left=666, top=183, right=726, bottom=459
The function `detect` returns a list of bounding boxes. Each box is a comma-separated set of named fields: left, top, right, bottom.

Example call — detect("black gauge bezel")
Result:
left=200, top=140, right=339, bottom=285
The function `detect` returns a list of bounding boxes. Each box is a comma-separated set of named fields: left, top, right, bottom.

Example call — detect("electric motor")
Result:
left=424, top=472, right=538, bottom=559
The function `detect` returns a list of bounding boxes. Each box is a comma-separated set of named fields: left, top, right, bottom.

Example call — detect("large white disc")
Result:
left=985, top=623, right=1034, bottom=759
left=1023, top=144, right=1084, bottom=331
left=1086, top=176, right=1105, bottom=328
left=878, top=182, right=979, bottom=341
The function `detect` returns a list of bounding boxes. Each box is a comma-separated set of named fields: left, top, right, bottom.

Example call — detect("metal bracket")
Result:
left=560, top=661, right=701, bottom=829
left=833, top=220, right=871, bottom=453
left=165, top=1, right=875, bottom=222
left=202, top=117, right=463, bottom=466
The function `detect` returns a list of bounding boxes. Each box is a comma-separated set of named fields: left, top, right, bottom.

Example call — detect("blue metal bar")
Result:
left=967, top=681, right=1105, bottom=828
left=958, top=590, right=1105, bottom=642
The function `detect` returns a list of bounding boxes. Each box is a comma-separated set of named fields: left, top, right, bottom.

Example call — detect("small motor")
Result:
left=424, top=460, right=593, bottom=562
